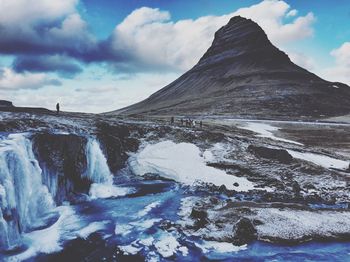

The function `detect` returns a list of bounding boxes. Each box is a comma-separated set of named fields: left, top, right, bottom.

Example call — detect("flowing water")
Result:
left=0, top=133, right=349, bottom=261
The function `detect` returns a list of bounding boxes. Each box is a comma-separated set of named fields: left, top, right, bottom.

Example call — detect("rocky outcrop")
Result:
left=232, top=218, right=257, bottom=245
left=32, top=133, right=90, bottom=203
left=0, top=100, right=52, bottom=114
left=0, top=100, right=14, bottom=107
left=247, top=145, right=293, bottom=163
left=112, top=16, right=350, bottom=119
left=96, top=122, right=140, bottom=173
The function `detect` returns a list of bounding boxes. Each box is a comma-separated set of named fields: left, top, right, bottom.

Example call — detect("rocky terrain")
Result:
left=111, top=16, right=350, bottom=119
left=0, top=110, right=349, bottom=261
left=1, top=14, right=350, bottom=262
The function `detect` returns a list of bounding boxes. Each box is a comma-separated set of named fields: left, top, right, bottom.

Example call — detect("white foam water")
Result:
left=0, top=134, right=55, bottom=250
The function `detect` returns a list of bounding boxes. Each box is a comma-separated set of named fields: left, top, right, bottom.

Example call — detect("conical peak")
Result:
left=196, top=15, right=289, bottom=69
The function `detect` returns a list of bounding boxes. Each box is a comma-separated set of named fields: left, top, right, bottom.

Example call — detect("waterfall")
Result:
left=84, top=139, right=113, bottom=184
left=0, top=134, right=55, bottom=251
left=0, top=134, right=116, bottom=251
left=84, top=139, right=127, bottom=199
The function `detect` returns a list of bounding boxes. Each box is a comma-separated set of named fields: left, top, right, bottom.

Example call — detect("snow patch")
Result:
left=287, top=150, right=349, bottom=170
left=114, top=224, right=133, bottom=236
left=238, top=122, right=303, bottom=145
left=137, top=201, right=161, bottom=217
left=154, top=233, right=181, bottom=258
left=255, top=208, right=350, bottom=241
left=129, top=141, right=255, bottom=191
left=119, top=244, right=142, bottom=255
left=77, top=221, right=109, bottom=239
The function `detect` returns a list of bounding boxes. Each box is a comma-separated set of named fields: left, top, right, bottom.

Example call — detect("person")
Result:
left=56, top=102, right=60, bottom=115
left=180, top=118, right=184, bottom=126
left=200, top=121, right=203, bottom=128
left=192, top=120, right=196, bottom=128
left=170, top=116, right=174, bottom=125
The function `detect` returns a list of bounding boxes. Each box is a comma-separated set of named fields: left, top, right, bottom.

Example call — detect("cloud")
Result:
left=0, top=0, right=96, bottom=64
left=233, top=0, right=315, bottom=45
left=0, top=0, right=315, bottom=76
left=288, top=51, right=315, bottom=71
left=12, top=55, right=82, bottom=77
left=323, top=42, right=350, bottom=84
left=0, top=67, right=61, bottom=90
left=107, top=1, right=315, bottom=72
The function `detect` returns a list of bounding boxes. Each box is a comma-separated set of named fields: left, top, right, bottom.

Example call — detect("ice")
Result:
left=287, top=150, right=349, bottom=170
left=89, top=183, right=135, bottom=199
left=119, top=244, right=142, bottom=255
left=154, top=233, right=181, bottom=258
left=139, top=236, right=154, bottom=247
left=237, top=122, right=303, bottom=145
left=130, top=218, right=162, bottom=229
left=195, top=240, right=247, bottom=253
left=114, top=224, right=133, bottom=236
left=77, top=221, right=109, bottom=239
left=129, top=141, right=255, bottom=191
left=137, top=201, right=161, bottom=217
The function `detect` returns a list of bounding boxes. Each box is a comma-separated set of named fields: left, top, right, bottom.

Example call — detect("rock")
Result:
left=232, top=218, right=257, bottom=245
left=32, top=133, right=89, bottom=204
left=96, top=123, right=140, bottom=173
left=291, top=181, right=301, bottom=195
left=190, top=208, right=209, bottom=229
left=0, top=100, right=14, bottom=107
left=248, top=145, right=293, bottom=164
left=110, top=16, right=350, bottom=119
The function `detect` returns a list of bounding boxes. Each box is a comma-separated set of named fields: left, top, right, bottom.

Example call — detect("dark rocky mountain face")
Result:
left=0, top=100, right=52, bottom=114
left=0, top=100, right=14, bottom=107
left=112, top=16, right=350, bottom=119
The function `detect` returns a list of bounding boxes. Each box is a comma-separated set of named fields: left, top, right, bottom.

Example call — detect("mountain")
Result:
left=110, top=16, right=350, bottom=119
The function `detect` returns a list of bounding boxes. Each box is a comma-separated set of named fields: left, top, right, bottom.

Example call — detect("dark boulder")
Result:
left=248, top=145, right=293, bottom=163
left=232, top=218, right=257, bottom=245
left=96, top=123, right=140, bottom=173
left=32, top=133, right=90, bottom=204
left=190, top=208, right=209, bottom=229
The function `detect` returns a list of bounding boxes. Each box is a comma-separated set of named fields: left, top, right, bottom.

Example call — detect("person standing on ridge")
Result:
left=56, top=102, right=60, bottom=115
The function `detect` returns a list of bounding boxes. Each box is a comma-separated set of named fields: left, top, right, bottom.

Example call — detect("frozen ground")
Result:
left=1, top=111, right=350, bottom=261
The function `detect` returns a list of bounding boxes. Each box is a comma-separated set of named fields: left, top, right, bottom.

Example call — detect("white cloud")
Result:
left=0, top=0, right=77, bottom=25
left=0, top=71, right=177, bottom=113
left=0, top=67, right=60, bottom=90
left=286, top=9, right=298, bottom=17
left=0, top=0, right=95, bottom=58
left=288, top=51, right=315, bottom=71
left=323, top=42, right=350, bottom=84
left=110, top=0, right=315, bottom=72
left=233, top=0, right=315, bottom=45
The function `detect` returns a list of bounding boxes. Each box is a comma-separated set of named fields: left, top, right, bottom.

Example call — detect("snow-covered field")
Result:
left=129, top=140, right=255, bottom=191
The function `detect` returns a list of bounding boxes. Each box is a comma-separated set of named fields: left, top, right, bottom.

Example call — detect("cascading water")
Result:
left=0, top=134, right=55, bottom=251
left=84, top=139, right=113, bottom=184
left=84, top=139, right=132, bottom=199
left=0, top=134, right=117, bottom=252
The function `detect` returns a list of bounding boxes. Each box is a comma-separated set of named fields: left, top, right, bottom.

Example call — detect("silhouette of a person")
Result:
left=56, top=102, right=60, bottom=115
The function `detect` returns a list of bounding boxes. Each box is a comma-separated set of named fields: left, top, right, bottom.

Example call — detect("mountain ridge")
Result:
left=110, top=16, right=350, bottom=119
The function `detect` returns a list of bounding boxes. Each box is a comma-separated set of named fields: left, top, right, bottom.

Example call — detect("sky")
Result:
left=0, top=0, right=349, bottom=113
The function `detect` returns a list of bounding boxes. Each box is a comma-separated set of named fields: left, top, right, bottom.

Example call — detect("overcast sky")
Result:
left=0, top=0, right=349, bottom=113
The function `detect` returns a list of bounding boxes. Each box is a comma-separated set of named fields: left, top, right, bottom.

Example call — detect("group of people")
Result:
left=170, top=117, right=203, bottom=128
